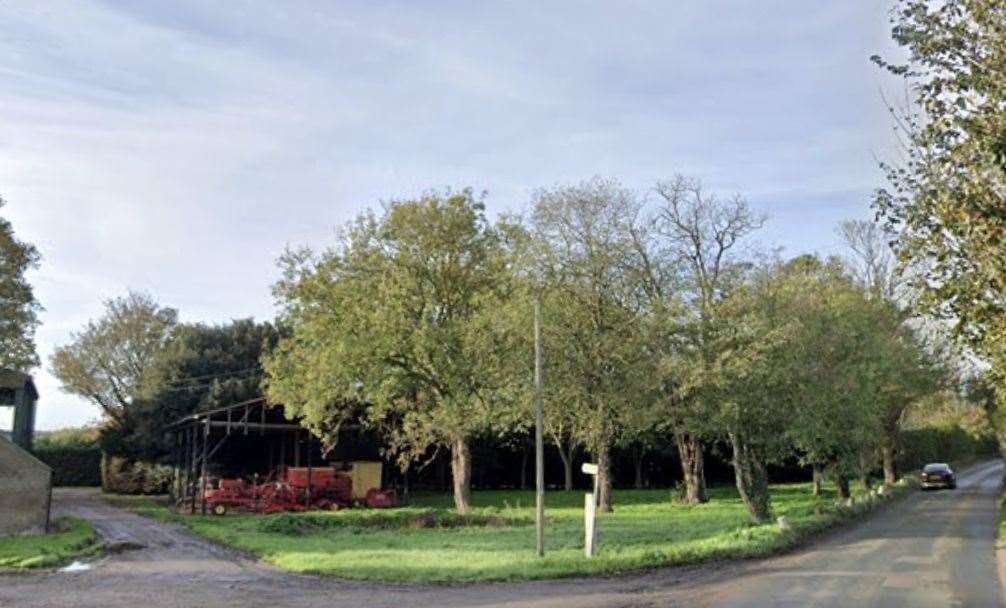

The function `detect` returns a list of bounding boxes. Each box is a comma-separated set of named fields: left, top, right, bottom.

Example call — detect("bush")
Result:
left=32, top=446, right=102, bottom=487
left=101, top=454, right=173, bottom=494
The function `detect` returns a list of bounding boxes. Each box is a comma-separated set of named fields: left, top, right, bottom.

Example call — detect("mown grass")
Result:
left=105, top=481, right=907, bottom=583
left=0, top=517, right=100, bottom=570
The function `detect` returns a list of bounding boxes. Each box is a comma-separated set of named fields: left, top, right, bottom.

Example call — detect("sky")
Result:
left=0, top=1, right=906, bottom=430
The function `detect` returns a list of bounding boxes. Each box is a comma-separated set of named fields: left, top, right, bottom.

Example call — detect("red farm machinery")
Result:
left=169, top=399, right=398, bottom=516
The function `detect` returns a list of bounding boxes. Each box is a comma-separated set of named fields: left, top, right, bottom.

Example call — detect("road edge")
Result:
left=995, top=468, right=1006, bottom=605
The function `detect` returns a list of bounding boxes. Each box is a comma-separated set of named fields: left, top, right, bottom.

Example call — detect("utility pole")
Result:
left=534, top=297, right=545, bottom=557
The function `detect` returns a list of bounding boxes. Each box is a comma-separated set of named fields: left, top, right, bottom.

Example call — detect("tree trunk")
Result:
left=729, top=432, right=772, bottom=524
left=881, top=440, right=897, bottom=485
left=633, top=446, right=645, bottom=489
left=451, top=437, right=472, bottom=514
left=597, top=443, right=613, bottom=513
left=556, top=439, right=574, bottom=491
left=836, top=472, right=851, bottom=500
left=812, top=465, right=823, bottom=497
left=859, top=450, right=873, bottom=491
left=675, top=432, right=708, bottom=504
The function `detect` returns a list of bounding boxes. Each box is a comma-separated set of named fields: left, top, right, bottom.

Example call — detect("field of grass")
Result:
left=0, top=517, right=99, bottom=570
left=997, top=482, right=1006, bottom=551
left=106, top=481, right=906, bottom=583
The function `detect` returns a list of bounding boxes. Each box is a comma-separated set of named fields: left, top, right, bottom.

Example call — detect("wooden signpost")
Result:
left=582, top=462, right=599, bottom=557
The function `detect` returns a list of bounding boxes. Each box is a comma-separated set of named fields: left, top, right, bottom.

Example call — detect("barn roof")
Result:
left=0, top=369, right=38, bottom=401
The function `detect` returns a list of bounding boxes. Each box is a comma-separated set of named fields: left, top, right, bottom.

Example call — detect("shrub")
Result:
left=101, top=454, right=173, bottom=494
left=32, top=446, right=102, bottom=487
left=898, top=425, right=998, bottom=472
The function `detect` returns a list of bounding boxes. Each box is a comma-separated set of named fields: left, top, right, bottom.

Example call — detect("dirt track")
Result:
left=1, top=461, right=1002, bottom=607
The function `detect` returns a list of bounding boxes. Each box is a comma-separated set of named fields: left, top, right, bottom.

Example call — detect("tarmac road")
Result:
left=1, top=460, right=1002, bottom=608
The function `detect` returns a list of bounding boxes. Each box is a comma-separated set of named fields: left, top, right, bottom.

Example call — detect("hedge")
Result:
left=897, top=425, right=998, bottom=473
left=32, top=446, right=103, bottom=487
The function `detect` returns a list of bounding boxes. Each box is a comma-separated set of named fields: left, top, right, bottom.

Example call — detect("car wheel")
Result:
left=212, top=503, right=228, bottom=516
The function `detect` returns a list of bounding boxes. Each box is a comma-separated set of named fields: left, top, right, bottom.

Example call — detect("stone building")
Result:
left=0, top=370, right=52, bottom=536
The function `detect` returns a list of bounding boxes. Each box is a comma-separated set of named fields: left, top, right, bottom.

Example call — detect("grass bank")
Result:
left=106, top=481, right=907, bottom=583
left=0, top=517, right=100, bottom=570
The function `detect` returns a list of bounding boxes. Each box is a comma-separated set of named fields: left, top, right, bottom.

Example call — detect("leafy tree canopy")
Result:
left=51, top=292, right=177, bottom=423
left=874, top=0, right=1006, bottom=413
left=264, top=189, right=514, bottom=513
left=0, top=197, right=42, bottom=371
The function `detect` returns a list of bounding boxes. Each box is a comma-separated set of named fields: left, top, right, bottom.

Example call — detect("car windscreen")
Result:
left=923, top=464, right=948, bottom=473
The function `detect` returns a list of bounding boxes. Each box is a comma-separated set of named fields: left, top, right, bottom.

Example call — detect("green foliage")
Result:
left=32, top=426, right=99, bottom=449
left=874, top=0, right=1006, bottom=433
left=512, top=178, right=654, bottom=508
left=33, top=446, right=102, bottom=487
left=897, top=426, right=997, bottom=472
left=113, top=484, right=904, bottom=583
left=50, top=291, right=177, bottom=423
left=265, top=189, right=514, bottom=512
left=0, top=196, right=42, bottom=371
left=106, top=319, right=282, bottom=461
left=0, top=518, right=99, bottom=570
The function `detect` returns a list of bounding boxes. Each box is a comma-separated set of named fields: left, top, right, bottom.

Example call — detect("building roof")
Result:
left=0, top=369, right=38, bottom=401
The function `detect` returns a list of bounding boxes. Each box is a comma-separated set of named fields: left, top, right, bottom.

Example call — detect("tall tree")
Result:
left=780, top=256, right=889, bottom=498
left=873, top=0, right=1006, bottom=439
left=0, top=197, right=42, bottom=371
left=523, top=177, right=650, bottom=512
left=51, top=292, right=177, bottom=423
left=264, top=190, right=513, bottom=514
left=652, top=176, right=765, bottom=504
left=706, top=259, right=799, bottom=523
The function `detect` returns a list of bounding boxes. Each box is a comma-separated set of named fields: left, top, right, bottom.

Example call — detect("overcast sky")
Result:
left=1, top=1, right=905, bottom=430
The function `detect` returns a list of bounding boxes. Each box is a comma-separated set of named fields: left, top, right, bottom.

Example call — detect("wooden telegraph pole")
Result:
left=534, top=297, right=545, bottom=557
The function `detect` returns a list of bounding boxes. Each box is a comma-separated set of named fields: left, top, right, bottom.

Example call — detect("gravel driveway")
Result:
left=1, top=462, right=1002, bottom=607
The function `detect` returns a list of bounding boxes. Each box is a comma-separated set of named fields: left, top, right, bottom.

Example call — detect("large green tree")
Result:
left=778, top=256, right=895, bottom=498
left=703, top=259, right=800, bottom=522
left=264, top=190, right=514, bottom=514
left=873, top=0, right=1006, bottom=435
left=0, top=197, right=42, bottom=371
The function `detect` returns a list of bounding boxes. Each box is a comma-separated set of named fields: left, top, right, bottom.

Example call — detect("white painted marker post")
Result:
left=582, top=462, right=599, bottom=557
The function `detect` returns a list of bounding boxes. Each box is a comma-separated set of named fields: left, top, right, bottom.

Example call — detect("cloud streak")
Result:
left=0, top=0, right=904, bottom=428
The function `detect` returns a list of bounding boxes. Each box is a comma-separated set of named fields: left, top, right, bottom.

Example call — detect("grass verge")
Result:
left=0, top=517, right=100, bottom=571
left=105, top=480, right=908, bottom=583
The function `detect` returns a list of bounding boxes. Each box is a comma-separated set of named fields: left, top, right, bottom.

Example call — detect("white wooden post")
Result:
left=582, top=462, right=599, bottom=557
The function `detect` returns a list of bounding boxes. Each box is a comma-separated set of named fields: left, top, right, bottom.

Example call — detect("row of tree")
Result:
left=50, top=292, right=281, bottom=461
left=261, top=177, right=955, bottom=522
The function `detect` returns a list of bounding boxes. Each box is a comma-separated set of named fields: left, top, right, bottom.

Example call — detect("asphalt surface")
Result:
left=1, top=461, right=1002, bottom=608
